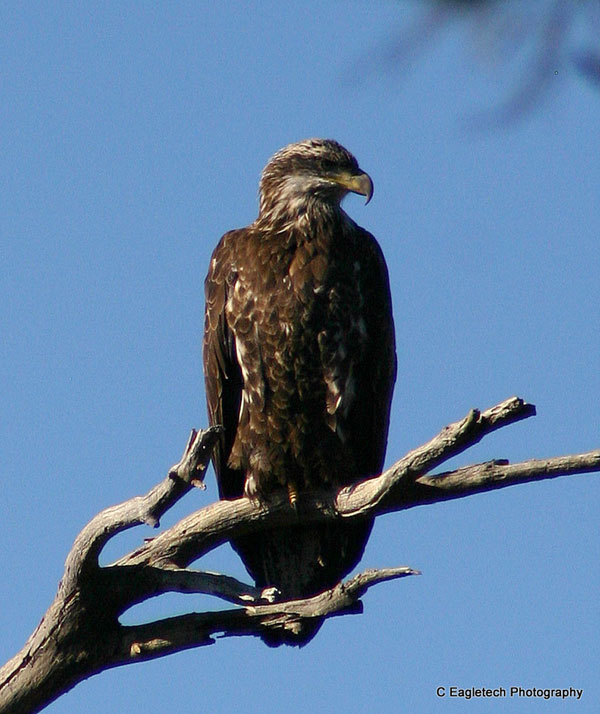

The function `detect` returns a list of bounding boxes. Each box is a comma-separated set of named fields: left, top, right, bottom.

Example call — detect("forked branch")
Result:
left=1, top=397, right=598, bottom=714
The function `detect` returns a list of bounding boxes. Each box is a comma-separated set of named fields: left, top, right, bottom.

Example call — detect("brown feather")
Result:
left=203, top=139, right=396, bottom=645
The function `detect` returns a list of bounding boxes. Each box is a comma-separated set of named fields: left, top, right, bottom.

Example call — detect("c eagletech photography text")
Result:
left=436, top=686, right=583, bottom=701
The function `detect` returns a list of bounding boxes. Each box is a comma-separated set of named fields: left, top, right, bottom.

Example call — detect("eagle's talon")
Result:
left=260, top=586, right=281, bottom=603
left=286, top=480, right=299, bottom=511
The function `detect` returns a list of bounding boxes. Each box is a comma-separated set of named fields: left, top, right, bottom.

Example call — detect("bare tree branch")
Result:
left=61, top=426, right=221, bottom=590
left=111, top=567, right=418, bottom=665
left=105, top=564, right=264, bottom=608
left=336, top=396, right=537, bottom=516
left=1, top=397, right=598, bottom=714
left=359, top=1, right=600, bottom=126
left=402, top=450, right=600, bottom=507
left=115, top=397, right=541, bottom=568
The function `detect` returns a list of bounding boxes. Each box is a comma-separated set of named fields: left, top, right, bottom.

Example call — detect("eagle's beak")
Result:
left=337, top=171, right=374, bottom=205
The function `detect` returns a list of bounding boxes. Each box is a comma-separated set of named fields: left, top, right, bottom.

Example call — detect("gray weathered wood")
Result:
left=1, top=397, right=598, bottom=714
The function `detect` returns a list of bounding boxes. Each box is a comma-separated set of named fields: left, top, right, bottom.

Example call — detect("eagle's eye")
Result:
left=321, top=159, right=337, bottom=173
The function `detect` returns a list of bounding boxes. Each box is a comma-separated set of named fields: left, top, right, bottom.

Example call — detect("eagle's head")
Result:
left=258, top=138, right=373, bottom=221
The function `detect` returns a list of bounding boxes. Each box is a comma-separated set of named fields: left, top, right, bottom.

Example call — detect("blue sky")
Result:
left=1, top=2, right=599, bottom=712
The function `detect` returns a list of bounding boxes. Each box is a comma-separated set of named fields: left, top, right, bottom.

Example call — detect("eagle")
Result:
left=203, top=138, right=396, bottom=645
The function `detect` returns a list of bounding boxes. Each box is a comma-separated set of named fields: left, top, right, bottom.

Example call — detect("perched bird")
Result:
left=203, top=139, right=396, bottom=645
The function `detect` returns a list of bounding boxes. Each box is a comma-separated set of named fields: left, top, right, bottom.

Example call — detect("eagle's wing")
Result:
left=346, top=227, right=397, bottom=477
left=203, top=230, right=244, bottom=499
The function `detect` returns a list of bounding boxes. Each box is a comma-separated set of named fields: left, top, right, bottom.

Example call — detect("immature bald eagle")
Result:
left=203, top=139, right=396, bottom=645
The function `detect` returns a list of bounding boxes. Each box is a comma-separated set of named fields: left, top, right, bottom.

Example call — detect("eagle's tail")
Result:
left=260, top=618, right=323, bottom=648
left=231, top=518, right=373, bottom=647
